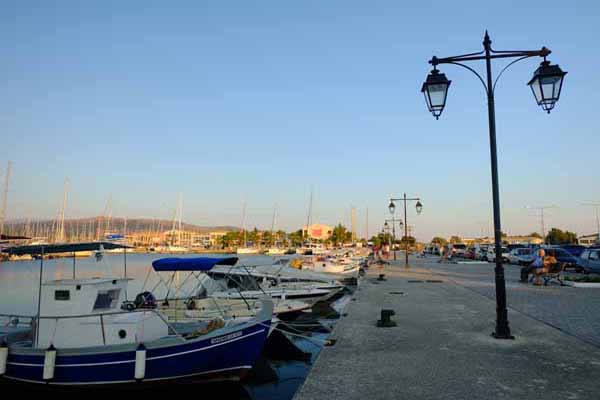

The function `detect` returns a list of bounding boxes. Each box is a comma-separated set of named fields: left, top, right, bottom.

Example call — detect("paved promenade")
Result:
left=294, top=257, right=600, bottom=400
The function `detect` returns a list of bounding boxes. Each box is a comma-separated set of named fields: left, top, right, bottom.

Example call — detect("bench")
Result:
left=530, top=262, right=566, bottom=286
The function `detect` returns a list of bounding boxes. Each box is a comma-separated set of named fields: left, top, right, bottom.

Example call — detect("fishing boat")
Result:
left=0, top=243, right=273, bottom=386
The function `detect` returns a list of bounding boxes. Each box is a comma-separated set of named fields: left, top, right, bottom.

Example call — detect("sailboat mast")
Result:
left=0, top=161, right=12, bottom=237
left=270, top=203, right=278, bottom=247
left=240, top=201, right=247, bottom=247
left=57, top=178, right=69, bottom=242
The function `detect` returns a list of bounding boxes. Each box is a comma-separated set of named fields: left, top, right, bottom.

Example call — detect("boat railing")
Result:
left=2, top=308, right=180, bottom=347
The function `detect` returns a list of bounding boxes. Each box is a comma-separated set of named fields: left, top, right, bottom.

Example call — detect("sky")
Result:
left=1, top=0, right=599, bottom=241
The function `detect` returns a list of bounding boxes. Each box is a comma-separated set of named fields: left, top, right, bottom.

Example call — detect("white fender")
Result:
left=135, top=343, right=146, bottom=380
left=43, top=345, right=56, bottom=380
left=0, top=342, right=8, bottom=375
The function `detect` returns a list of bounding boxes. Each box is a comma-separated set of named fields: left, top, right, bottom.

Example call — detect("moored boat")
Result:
left=0, top=243, right=273, bottom=386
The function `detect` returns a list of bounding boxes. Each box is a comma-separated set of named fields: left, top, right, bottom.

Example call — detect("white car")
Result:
left=506, top=248, right=535, bottom=265
left=484, top=246, right=509, bottom=262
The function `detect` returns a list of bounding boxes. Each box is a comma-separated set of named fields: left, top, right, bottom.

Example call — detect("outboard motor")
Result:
left=134, top=291, right=158, bottom=309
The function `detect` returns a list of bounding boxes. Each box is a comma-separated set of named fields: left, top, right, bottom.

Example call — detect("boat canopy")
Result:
left=1, top=241, right=131, bottom=255
left=152, top=257, right=238, bottom=272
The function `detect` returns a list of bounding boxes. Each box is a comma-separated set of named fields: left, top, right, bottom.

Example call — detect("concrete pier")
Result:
left=294, top=257, right=600, bottom=400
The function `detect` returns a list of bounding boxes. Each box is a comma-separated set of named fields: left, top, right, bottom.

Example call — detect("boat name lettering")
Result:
left=211, top=331, right=243, bottom=344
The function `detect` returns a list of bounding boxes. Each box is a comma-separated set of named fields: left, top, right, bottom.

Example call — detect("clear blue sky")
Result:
left=1, top=0, right=599, bottom=240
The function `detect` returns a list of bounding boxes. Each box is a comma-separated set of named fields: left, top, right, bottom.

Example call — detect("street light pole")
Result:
left=422, top=31, right=567, bottom=340
left=482, top=33, right=512, bottom=340
left=385, top=218, right=403, bottom=261
left=389, top=194, right=422, bottom=268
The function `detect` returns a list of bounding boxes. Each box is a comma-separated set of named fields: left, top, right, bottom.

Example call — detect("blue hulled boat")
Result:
left=0, top=243, right=273, bottom=386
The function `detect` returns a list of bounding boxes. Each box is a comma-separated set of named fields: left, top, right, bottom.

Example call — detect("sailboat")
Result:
left=236, top=201, right=259, bottom=255
left=266, top=203, right=286, bottom=255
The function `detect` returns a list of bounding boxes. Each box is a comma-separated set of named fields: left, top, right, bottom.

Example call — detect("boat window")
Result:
left=55, top=290, right=70, bottom=301
left=93, top=289, right=121, bottom=310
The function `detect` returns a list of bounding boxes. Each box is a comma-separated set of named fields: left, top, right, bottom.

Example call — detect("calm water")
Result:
left=0, top=252, right=346, bottom=399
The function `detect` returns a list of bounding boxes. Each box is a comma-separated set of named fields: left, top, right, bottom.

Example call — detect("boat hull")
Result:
left=2, top=322, right=270, bottom=386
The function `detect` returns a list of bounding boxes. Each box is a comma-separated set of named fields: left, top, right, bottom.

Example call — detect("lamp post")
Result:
left=422, top=31, right=566, bottom=340
left=389, top=194, right=422, bottom=268
left=384, top=218, right=403, bottom=260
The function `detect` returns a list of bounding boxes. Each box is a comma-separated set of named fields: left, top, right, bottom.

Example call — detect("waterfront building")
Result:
left=578, top=233, right=599, bottom=246
left=302, top=224, right=333, bottom=241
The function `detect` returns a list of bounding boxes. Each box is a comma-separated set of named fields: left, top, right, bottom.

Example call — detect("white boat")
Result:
left=267, top=247, right=286, bottom=255
left=0, top=242, right=273, bottom=386
left=237, top=247, right=260, bottom=254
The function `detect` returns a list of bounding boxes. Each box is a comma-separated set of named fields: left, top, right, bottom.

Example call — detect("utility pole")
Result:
left=581, top=203, right=600, bottom=241
left=526, top=205, right=556, bottom=243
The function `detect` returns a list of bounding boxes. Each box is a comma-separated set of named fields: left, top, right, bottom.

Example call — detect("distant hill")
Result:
left=2, top=217, right=238, bottom=239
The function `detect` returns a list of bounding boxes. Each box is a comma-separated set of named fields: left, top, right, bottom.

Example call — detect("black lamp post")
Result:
left=384, top=218, right=403, bottom=260
left=389, top=194, right=422, bottom=268
left=423, top=31, right=566, bottom=340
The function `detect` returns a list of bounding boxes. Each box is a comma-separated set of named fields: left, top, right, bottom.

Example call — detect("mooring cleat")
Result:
left=376, top=309, right=397, bottom=328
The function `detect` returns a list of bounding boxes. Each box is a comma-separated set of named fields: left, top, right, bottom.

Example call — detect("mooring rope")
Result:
left=258, top=321, right=333, bottom=347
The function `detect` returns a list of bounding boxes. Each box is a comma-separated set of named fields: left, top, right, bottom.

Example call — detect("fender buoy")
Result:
left=135, top=343, right=146, bottom=381
left=0, top=341, right=8, bottom=375
left=43, top=344, right=56, bottom=381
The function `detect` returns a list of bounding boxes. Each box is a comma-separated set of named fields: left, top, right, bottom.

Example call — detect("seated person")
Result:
left=533, top=252, right=558, bottom=285
left=520, top=249, right=545, bottom=282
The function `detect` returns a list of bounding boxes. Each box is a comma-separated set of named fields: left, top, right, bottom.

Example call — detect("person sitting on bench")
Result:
left=520, top=249, right=545, bottom=282
left=533, top=252, right=558, bottom=286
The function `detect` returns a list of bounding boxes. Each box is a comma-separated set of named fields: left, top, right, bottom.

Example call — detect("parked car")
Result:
left=578, top=248, right=600, bottom=274
left=451, top=243, right=468, bottom=257
left=507, top=248, right=535, bottom=265
left=474, top=246, right=489, bottom=260
left=543, top=247, right=581, bottom=272
left=559, top=244, right=587, bottom=258
left=484, top=246, right=509, bottom=262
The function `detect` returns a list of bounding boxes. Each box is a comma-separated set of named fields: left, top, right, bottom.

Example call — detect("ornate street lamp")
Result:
left=527, top=60, right=567, bottom=113
left=423, top=31, right=567, bottom=340
left=416, top=201, right=423, bottom=215
left=421, top=68, right=451, bottom=119
left=388, top=201, right=396, bottom=215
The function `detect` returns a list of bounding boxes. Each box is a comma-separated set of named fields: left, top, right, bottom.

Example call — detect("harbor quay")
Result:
left=294, top=256, right=600, bottom=400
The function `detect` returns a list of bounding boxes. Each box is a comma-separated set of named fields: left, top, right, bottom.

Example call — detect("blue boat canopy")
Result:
left=152, top=257, right=239, bottom=272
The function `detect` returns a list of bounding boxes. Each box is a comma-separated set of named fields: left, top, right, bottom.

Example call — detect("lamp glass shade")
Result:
left=416, top=201, right=423, bottom=214
left=421, top=69, right=451, bottom=119
left=389, top=201, right=396, bottom=214
left=527, top=61, right=567, bottom=113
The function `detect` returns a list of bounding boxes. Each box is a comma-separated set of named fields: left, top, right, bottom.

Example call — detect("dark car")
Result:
left=544, top=247, right=582, bottom=272
left=559, top=244, right=587, bottom=257
left=578, top=248, right=600, bottom=274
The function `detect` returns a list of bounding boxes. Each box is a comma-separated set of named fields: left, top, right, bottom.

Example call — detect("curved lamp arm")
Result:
left=492, top=55, right=534, bottom=94
left=447, top=61, right=488, bottom=93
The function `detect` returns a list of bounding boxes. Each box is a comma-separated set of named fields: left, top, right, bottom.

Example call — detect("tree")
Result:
left=288, top=229, right=304, bottom=247
left=431, top=236, right=448, bottom=246
left=399, top=236, right=416, bottom=246
left=330, top=224, right=352, bottom=246
left=449, top=236, right=462, bottom=244
left=529, top=232, right=543, bottom=239
left=545, top=228, right=578, bottom=245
